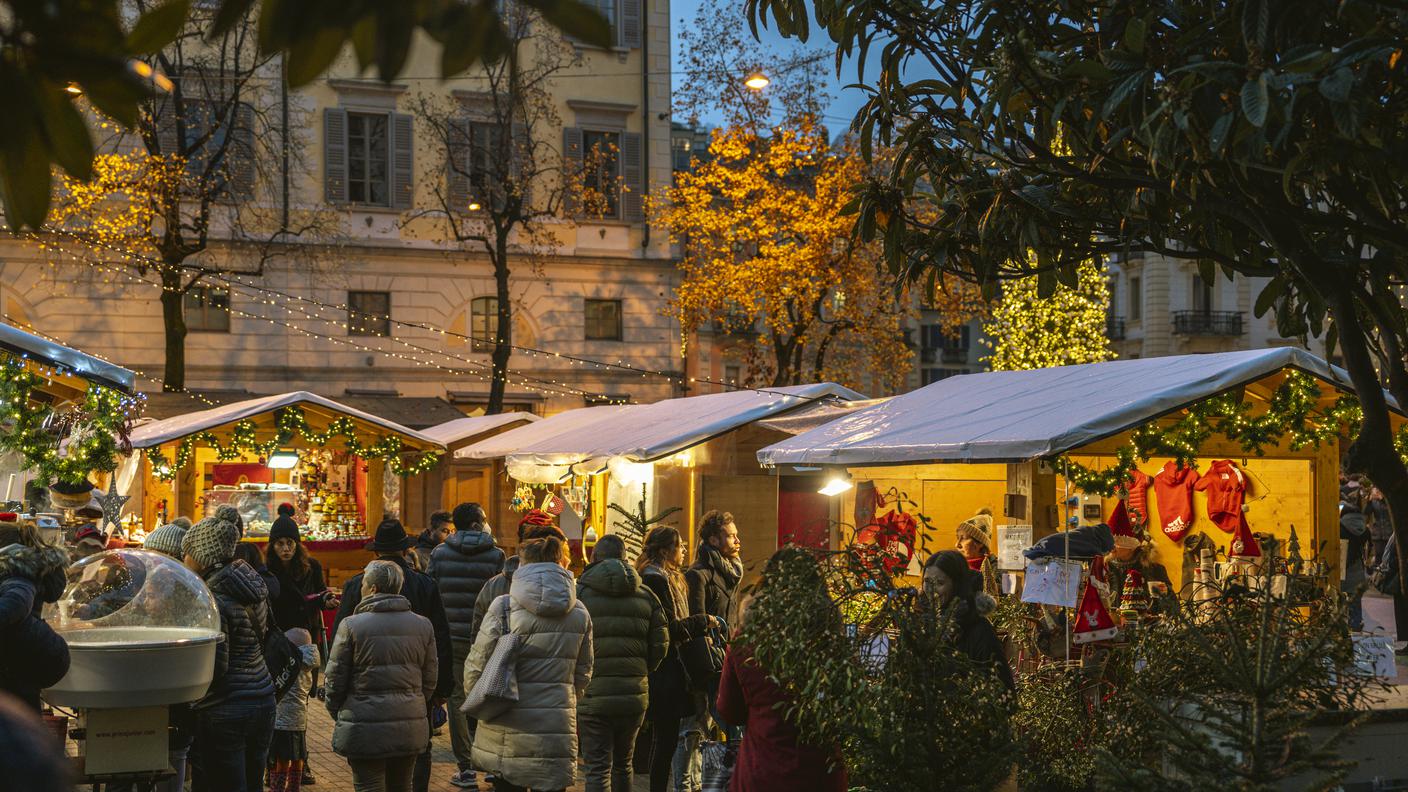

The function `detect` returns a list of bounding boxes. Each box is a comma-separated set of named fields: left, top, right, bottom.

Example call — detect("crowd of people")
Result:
left=3, top=478, right=1402, bottom=792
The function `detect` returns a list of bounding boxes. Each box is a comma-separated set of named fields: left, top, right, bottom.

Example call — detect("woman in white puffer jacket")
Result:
left=465, top=535, right=593, bottom=792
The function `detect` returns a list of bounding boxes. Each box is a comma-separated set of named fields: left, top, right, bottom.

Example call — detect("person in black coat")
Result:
left=331, top=518, right=453, bottom=792
left=636, top=526, right=714, bottom=792
left=921, top=550, right=1014, bottom=690
left=0, top=526, right=70, bottom=712
left=427, top=502, right=504, bottom=785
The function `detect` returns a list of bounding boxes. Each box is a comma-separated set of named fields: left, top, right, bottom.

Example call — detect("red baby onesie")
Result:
left=1194, top=459, right=1246, bottom=534
left=1122, top=469, right=1153, bottom=529
left=1152, top=462, right=1201, bottom=543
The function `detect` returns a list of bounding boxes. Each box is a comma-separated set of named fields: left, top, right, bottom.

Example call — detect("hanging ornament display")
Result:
left=1072, top=577, right=1118, bottom=644
left=856, top=509, right=919, bottom=576
left=1118, top=569, right=1150, bottom=618
left=95, top=488, right=131, bottom=535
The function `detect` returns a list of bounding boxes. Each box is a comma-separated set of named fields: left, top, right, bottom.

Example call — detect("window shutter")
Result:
left=563, top=126, right=583, bottom=216
left=391, top=112, right=415, bottom=210
left=620, top=0, right=642, bottom=48
left=446, top=118, right=471, bottom=214
left=621, top=130, right=644, bottom=222
left=228, top=102, right=257, bottom=199
left=511, top=122, right=531, bottom=209
left=324, top=108, right=348, bottom=203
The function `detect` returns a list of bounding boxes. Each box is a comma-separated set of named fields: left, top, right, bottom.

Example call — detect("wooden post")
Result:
left=1006, top=460, right=1059, bottom=539
left=366, top=458, right=385, bottom=529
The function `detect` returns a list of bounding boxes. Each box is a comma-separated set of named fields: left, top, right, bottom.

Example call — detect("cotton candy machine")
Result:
left=42, top=549, right=221, bottom=779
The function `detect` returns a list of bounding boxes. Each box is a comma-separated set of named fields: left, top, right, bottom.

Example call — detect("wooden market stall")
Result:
left=757, top=348, right=1407, bottom=590
left=419, top=411, right=541, bottom=529
left=475, top=383, right=864, bottom=574
left=126, top=391, right=445, bottom=587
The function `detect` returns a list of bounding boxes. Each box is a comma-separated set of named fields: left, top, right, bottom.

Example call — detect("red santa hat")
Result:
left=1108, top=500, right=1141, bottom=550
left=1229, top=514, right=1260, bottom=558
left=1072, top=579, right=1119, bottom=644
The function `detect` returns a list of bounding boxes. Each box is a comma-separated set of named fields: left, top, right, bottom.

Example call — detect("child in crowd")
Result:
left=270, top=627, right=321, bottom=792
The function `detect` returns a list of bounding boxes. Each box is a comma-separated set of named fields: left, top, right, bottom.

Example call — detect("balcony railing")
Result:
left=1172, top=310, right=1244, bottom=336
left=921, top=347, right=970, bottom=364
left=1106, top=316, right=1126, bottom=341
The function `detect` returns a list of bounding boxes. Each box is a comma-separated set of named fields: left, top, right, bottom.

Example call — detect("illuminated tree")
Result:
left=41, top=1, right=334, bottom=391
left=984, top=259, right=1114, bottom=371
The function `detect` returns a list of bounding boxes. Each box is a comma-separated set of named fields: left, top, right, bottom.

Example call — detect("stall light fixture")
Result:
left=818, top=473, right=853, bottom=497
left=267, top=450, right=300, bottom=469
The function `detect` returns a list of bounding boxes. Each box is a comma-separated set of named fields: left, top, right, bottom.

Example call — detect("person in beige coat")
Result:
left=465, top=535, right=593, bottom=792
left=325, top=560, right=439, bottom=792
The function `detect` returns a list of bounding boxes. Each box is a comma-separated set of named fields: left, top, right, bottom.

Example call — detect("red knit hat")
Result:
left=519, top=509, right=554, bottom=529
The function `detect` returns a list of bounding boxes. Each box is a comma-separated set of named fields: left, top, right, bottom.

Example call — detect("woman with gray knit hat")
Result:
left=182, top=514, right=277, bottom=792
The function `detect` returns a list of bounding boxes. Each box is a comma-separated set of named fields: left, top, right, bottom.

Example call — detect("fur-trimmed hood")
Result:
left=0, top=543, right=69, bottom=583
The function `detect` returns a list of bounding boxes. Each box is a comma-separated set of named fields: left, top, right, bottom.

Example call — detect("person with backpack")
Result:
left=577, top=534, right=669, bottom=792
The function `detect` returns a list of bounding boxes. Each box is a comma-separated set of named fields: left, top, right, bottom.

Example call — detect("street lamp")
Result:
left=744, top=73, right=770, bottom=90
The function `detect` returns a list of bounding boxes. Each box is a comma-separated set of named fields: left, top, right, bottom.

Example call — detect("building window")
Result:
left=584, top=0, right=616, bottom=38
left=1128, top=276, right=1142, bottom=322
left=347, top=112, right=391, bottom=206
left=467, top=122, right=503, bottom=204
left=471, top=296, right=499, bottom=352
left=1192, top=274, right=1214, bottom=313
left=184, top=286, right=230, bottom=332
left=584, top=299, right=622, bottom=341
left=724, top=364, right=742, bottom=385
left=348, top=291, right=391, bottom=337
left=582, top=130, right=621, bottom=218
left=921, top=368, right=968, bottom=386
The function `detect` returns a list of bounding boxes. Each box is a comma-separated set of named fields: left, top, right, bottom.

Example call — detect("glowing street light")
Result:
left=744, top=73, right=770, bottom=90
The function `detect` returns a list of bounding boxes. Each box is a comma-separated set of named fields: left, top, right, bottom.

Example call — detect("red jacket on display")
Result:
left=1194, top=459, right=1247, bottom=534
left=1153, top=462, right=1201, bottom=543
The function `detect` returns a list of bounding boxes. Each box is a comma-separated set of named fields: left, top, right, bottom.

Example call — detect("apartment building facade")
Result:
left=0, top=2, right=681, bottom=417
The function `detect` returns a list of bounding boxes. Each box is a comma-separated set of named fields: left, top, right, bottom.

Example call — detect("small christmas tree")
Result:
left=606, top=484, right=682, bottom=562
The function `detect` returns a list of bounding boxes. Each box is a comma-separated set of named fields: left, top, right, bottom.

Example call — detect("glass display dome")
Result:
left=44, top=549, right=222, bottom=708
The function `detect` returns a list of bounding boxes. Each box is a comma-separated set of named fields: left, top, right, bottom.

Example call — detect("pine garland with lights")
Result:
left=0, top=352, right=141, bottom=485
left=1062, top=371, right=1377, bottom=496
left=146, top=405, right=440, bottom=480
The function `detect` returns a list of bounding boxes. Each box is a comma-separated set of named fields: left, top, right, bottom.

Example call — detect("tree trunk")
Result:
left=487, top=237, right=512, bottom=415
left=159, top=268, right=188, bottom=392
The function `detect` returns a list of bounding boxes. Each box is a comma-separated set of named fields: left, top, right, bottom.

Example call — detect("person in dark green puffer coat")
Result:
left=576, top=535, right=669, bottom=792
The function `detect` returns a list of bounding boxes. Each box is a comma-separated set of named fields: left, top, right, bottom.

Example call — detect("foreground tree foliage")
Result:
left=739, top=547, right=1015, bottom=792
left=745, top=0, right=1408, bottom=579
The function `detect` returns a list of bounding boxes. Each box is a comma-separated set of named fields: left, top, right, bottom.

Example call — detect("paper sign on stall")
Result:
left=1351, top=634, right=1397, bottom=680
left=997, top=525, right=1033, bottom=571
left=1020, top=557, right=1082, bottom=607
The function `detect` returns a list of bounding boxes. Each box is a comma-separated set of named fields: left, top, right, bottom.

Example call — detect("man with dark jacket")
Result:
left=182, top=514, right=277, bottom=792
left=428, top=502, right=505, bottom=787
left=332, top=518, right=454, bottom=792
left=577, top=535, right=668, bottom=792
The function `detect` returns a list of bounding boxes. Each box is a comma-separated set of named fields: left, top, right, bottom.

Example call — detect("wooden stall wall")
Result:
left=840, top=464, right=1009, bottom=561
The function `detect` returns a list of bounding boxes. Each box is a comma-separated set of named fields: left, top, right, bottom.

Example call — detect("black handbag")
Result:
left=247, top=603, right=302, bottom=700
left=680, top=624, right=725, bottom=690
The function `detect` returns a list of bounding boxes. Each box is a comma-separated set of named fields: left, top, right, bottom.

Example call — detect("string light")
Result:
left=36, top=228, right=806, bottom=399
left=145, top=404, right=440, bottom=480
left=1061, top=372, right=1391, bottom=495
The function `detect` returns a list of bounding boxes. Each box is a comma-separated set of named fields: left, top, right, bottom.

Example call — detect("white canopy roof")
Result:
left=454, top=405, right=632, bottom=460
left=421, top=412, right=540, bottom=448
left=129, top=391, right=444, bottom=450
left=503, top=383, right=864, bottom=476
left=758, top=348, right=1381, bottom=467
left=0, top=322, right=136, bottom=394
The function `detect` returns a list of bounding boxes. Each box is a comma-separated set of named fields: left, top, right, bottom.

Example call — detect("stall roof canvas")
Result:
left=455, top=405, right=632, bottom=460
left=758, top=348, right=1391, bottom=467
left=129, top=391, right=444, bottom=451
left=504, top=383, right=865, bottom=470
left=0, top=322, right=136, bottom=395
left=422, top=412, right=541, bottom=449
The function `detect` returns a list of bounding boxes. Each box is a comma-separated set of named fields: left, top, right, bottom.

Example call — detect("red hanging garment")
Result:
left=1123, top=469, right=1153, bottom=529
left=1072, top=578, right=1118, bottom=644
left=1152, top=462, right=1201, bottom=543
left=1193, top=459, right=1246, bottom=534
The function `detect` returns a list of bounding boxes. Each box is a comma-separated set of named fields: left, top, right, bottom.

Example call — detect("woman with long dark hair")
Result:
left=636, top=526, right=714, bottom=792
left=920, top=550, right=1013, bottom=689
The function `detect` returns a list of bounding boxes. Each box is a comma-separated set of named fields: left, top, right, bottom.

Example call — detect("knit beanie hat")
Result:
left=277, top=502, right=296, bottom=518
left=182, top=516, right=240, bottom=570
left=517, top=509, right=555, bottom=540
left=956, top=509, right=994, bottom=551
left=214, top=505, right=245, bottom=535
left=268, top=515, right=300, bottom=545
left=144, top=522, right=188, bottom=559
